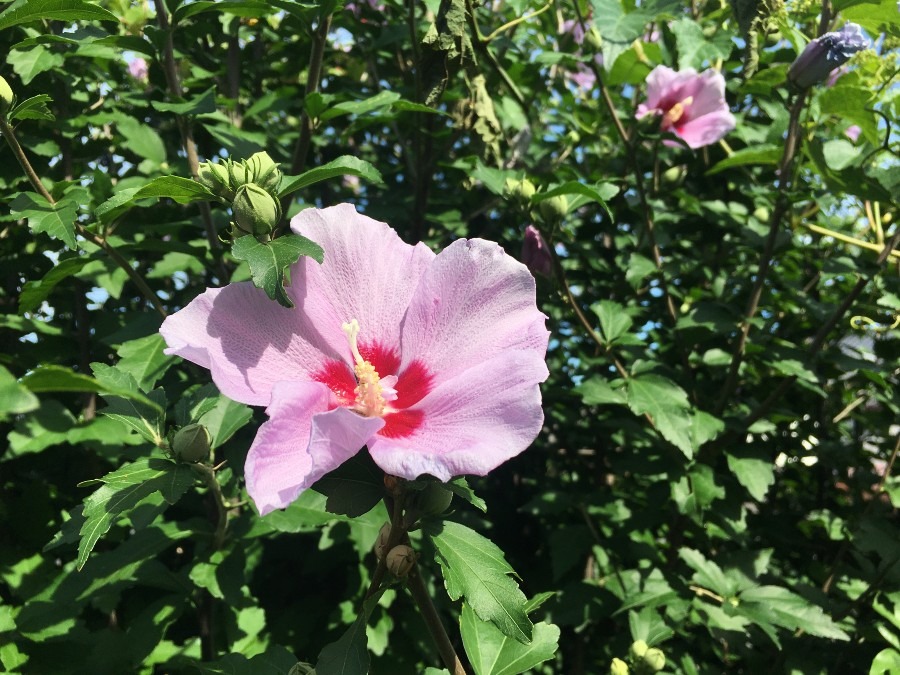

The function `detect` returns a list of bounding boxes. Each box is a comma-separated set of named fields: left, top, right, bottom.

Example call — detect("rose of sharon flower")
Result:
left=160, top=205, right=550, bottom=515
left=522, top=225, right=552, bottom=278
left=128, top=57, right=149, bottom=81
left=636, top=65, right=736, bottom=149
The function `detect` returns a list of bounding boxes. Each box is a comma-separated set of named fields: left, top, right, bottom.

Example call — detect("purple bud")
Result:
left=788, top=23, right=868, bottom=90
left=522, top=225, right=553, bottom=278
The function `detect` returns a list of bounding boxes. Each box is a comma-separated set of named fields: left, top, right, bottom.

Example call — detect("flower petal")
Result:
left=245, top=381, right=384, bottom=515
left=160, top=283, right=341, bottom=406
left=290, top=204, right=435, bottom=368
left=677, top=109, right=736, bottom=149
left=368, top=350, right=548, bottom=480
left=399, top=238, right=549, bottom=382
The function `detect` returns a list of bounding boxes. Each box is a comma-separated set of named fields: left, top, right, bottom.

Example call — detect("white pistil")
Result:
left=341, top=318, right=387, bottom=417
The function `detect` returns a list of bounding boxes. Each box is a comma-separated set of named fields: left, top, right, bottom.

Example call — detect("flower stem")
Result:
left=193, top=463, right=231, bottom=550
left=1, top=117, right=168, bottom=318
left=290, top=11, right=332, bottom=176
left=406, top=565, right=468, bottom=675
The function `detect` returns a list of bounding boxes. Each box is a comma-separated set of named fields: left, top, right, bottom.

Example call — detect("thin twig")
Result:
left=290, top=11, right=333, bottom=176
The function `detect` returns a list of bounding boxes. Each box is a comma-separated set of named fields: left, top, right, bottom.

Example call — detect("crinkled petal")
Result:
left=368, top=350, right=548, bottom=481
left=399, top=238, right=549, bottom=382
left=290, top=204, right=435, bottom=365
left=246, top=381, right=384, bottom=515
left=644, top=65, right=698, bottom=108
left=677, top=109, right=736, bottom=149
left=685, top=70, right=728, bottom=119
left=160, top=283, right=341, bottom=406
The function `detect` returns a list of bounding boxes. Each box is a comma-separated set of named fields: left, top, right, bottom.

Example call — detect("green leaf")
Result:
left=426, top=520, right=533, bottom=644
left=320, top=90, right=402, bottom=120
left=90, top=363, right=167, bottom=445
left=7, top=45, right=64, bottom=84
left=19, top=256, right=91, bottom=312
left=9, top=93, right=54, bottom=121
left=670, top=18, right=734, bottom=70
left=577, top=376, right=627, bottom=405
left=197, top=395, right=253, bottom=449
left=23, top=364, right=163, bottom=411
left=706, top=145, right=783, bottom=176
left=0, top=0, right=118, bottom=30
left=312, top=451, right=385, bottom=518
left=461, top=603, right=559, bottom=675
left=736, top=585, right=849, bottom=643
left=726, top=449, right=775, bottom=501
left=592, top=300, right=633, bottom=345
left=279, top=156, right=384, bottom=197
left=151, top=86, right=218, bottom=115
left=116, top=116, right=167, bottom=164
left=10, top=192, right=78, bottom=248
left=231, top=233, right=324, bottom=308
left=533, top=181, right=618, bottom=217
left=870, top=648, right=900, bottom=675
left=679, top=548, right=735, bottom=597
left=447, top=477, right=487, bottom=513
left=315, top=590, right=384, bottom=675
left=76, top=457, right=195, bottom=569
left=0, top=365, right=39, bottom=419
left=115, top=334, right=174, bottom=392
left=625, top=374, right=693, bottom=458
left=173, top=0, right=273, bottom=23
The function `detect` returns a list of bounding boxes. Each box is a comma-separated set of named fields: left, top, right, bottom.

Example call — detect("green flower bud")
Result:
left=0, top=75, right=13, bottom=115
left=232, top=183, right=282, bottom=236
left=229, top=160, right=252, bottom=190
left=629, top=640, right=648, bottom=660
left=172, top=424, right=212, bottom=463
left=416, top=483, right=454, bottom=516
left=246, top=151, right=282, bottom=193
left=504, top=177, right=536, bottom=204
left=374, top=522, right=391, bottom=560
left=538, top=195, right=568, bottom=224
left=610, top=658, right=630, bottom=675
left=386, top=544, right=417, bottom=578
left=585, top=27, right=603, bottom=50
left=197, top=160, right=235, bottom=200
left=642, top=648, right=665, bottom=672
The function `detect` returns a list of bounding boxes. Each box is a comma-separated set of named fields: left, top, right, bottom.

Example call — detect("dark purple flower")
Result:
left=788, top=23, right=868, bottom=90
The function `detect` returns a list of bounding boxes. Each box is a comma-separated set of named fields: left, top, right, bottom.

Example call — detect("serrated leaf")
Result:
left=197, top=395, right=253, bottom=449
left=679, top=548, right=735, bottom=598
left=577, top=376, right=627, bottom=405
left=9, top=93, right=54, bottom=121
left=706, top=145, right=783, bottom=176
left=736, top=585, right=849, bottom=644
left=447, top=477, right=487, bottom=513
left=231, top=234, right=324, bottom=308
left=10, top=192, right=78, bottom=248
left=279, top=156, right=384, bottom=197
left=77, top=458, right=195, bottom=569
left=19, top=256, right=90, bottom=311
left=7, top=45, right=64, bottom=84
left=173, top=0, right=272, bottom=23
left=0, top=0, right=117, bottom=30
left=320, top=90, right=401, bottom=120
left=426, top=520, right=533, bottom=644
left=115, top=334, right=174, bottom=391
left=315, top=590, right=384, bottom=675
left=90, top=363, right=166, bottom=445
left=461, top=604, right=559, bottom=675
left=592, top=300, right=633, bottom=344
left=726, top=450, right=775, bottom=501
left=22, top=364, right=163, bottom=411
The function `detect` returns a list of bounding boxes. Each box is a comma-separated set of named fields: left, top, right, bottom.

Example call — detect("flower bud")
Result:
left=232, top=183, right=282, bottom=236
left=197, top=160, right=235, bottom=201
left=522, top=225, right=552, bottom=278
left=788, top=23, right=868, bottom=90
left=585, top=27, right=603, bottom=50
left=172, top=423, right=212, bottom=463
left=385, top=544, right=416, bottom=578
left=642, top=648, right=665, bottom=672
left=246, top=151, right=282, bottom=193
left=504, top=177, right=536, bottom=204
left=374, top=522, right=391, bottom=560
left=0, top=75, right=14, bottom=115
left=538, top=195, right=568, bottom=224
left=629, top=640, right=648, bottom=660
left=229, top=161, right=252, bottom=190
left=610, top=658, right=630, bottom=675
left=416, top=483, right=454, bottom=516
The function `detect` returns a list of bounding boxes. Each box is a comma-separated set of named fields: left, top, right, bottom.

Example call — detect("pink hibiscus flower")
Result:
left=636, top=65, right=735, bottom=149
left=160, top=204, right=550, bottom=515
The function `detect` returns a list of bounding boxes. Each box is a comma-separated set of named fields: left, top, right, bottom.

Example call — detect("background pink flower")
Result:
left=161, top=204, right=550, bottom=515
left=636, top=65, right=735, bottom=149
left=127, top=57, right=148, bottom=81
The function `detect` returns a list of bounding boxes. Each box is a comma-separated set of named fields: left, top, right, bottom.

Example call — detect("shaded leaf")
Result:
left=231, top=234, right=324, bottom=308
